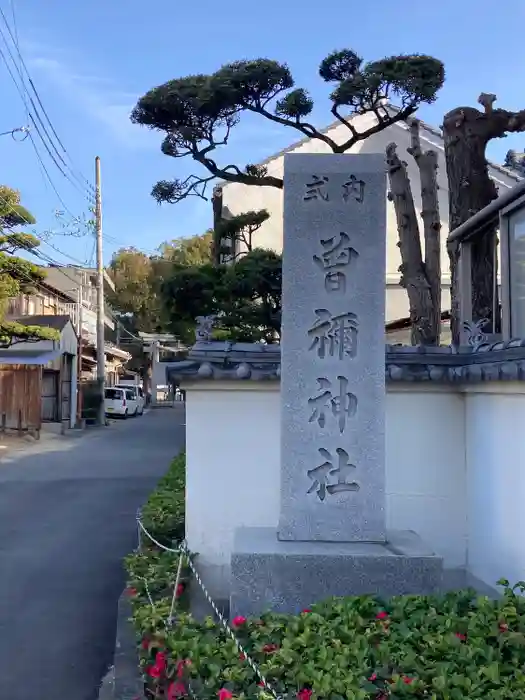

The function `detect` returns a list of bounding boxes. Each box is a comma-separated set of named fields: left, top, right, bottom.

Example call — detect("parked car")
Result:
left=104, top=387, right=138, bottom=418
left=114, top=384, right=145, bottom=415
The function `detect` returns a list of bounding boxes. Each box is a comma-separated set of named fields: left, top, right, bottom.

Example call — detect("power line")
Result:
left=0, top=14, right=95, bottom=207
left=0, top=5, right=96, bottom=200
left=0, top=124, right=29, bottom=139
left=0, top=189, right=90, bottom=289
left=0, top=43, right=89, bottom=222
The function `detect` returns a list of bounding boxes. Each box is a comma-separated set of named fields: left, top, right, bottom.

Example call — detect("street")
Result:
left=0, top=407, right=184, bottom=700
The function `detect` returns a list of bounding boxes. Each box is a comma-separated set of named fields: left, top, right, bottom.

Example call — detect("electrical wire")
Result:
left=0, top=124, right=28, bottom=139
left=0, top=189, right=91, bottom=289
left=0, top=5, right=96, bottom=201
left=0, top=43, right=88, bottom=222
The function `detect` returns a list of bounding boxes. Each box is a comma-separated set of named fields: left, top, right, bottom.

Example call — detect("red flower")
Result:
left=297, top=690, right=313, bottom=700
left=455, top=633, right=467, bottom=642
left=239, top=652, right=247, bottom=661
left=141, top=637, right=150, bottom=650
left=368, top=673, right=377, bottom=681
left=258, top=682, right=265, bottom=688
left=217, top=689, right=233, bottom=700
left=262, top=644, right=279, bottom=654
left=176, top=659, right=191, bottom=678
left=375, top=611, right=388, bottom=620
left=126, top=587, right=138, bottom=597
left=176, top=583, right=185, bottom=598
left=155, top=652, right=167, bottom=670
left=301, top=609, right=312, bottom=614
left=499, top=622, right=509, bottom=633
left=232, top=616, right=247, bottom=627
left=168, top=681, right=187, bottom=699
left=147, top=664, right=163, bottom=679
left=402, top=676, right=414, bottom=685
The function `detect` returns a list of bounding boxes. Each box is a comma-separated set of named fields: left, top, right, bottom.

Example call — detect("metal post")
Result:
left=95, top=156, right=105, bottom=425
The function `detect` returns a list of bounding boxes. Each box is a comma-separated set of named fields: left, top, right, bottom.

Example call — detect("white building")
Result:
left=217, top=104, right=521, bottom=325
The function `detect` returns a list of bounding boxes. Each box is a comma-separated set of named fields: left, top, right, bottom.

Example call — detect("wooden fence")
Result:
left=0, top=365, right=42, bottom=435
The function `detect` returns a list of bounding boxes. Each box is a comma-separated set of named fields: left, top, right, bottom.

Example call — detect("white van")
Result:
left=104, top=387, right=138, bottom=418
left=114, top=384, right=145, bottom=415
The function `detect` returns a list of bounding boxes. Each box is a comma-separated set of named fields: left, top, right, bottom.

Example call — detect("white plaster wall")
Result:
left=185, top=385, right=281, bottom=594
left=465, top=385, right=525, bottom=590
left=184, top=382, right=467, bottom=594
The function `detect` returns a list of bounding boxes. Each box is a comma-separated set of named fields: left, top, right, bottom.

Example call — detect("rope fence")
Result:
left=135, top=513, right=283, bottom=700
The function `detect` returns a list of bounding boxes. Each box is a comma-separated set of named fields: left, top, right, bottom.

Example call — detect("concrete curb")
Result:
left=98, top=591, right=143, bottom=700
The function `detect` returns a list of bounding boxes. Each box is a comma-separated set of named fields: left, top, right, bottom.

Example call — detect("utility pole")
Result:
left=95, top=156, right=106, bottom=425
left=76, top=281, right=84, bottom=426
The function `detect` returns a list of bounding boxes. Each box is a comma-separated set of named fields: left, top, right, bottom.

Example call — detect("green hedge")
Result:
left=125, top=455, right=525, bottom=699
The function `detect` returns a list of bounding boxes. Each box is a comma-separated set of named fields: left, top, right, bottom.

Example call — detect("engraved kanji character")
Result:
left=313, top=232, right=358, bottom=293
left=307, top=447, right=360, bottom=501
left=342, top=174, right=365, bottom=203
left=308, top=376, right=357, bottom=434
left=303, top=175, right=329, bottom=201
left=308, top=309, right=358, bottom=360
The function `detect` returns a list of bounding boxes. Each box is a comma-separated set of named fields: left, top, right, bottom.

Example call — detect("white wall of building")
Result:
left=465, top=385, right=525, bottom=590
left=220, top=113, right=518, bottom=322
left=183, top=380, right=518, bottom=597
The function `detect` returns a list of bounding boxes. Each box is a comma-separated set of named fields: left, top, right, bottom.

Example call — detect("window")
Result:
left=125, top=390, right=134, bottom=400
left=105, top=388, right=123, bottom=400
left=502, top=197, right=525, bottom=338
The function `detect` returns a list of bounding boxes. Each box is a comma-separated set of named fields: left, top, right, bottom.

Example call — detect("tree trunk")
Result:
left=443, top=98, right=525, bottom=344
left=407, top=120, right=442, bottom=345
left=386, top=142, right=436, bottom=345
left=211, top=185, right=223, bottom=266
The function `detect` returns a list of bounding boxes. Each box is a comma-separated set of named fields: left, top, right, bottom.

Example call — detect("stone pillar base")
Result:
left=230, top=527, right=443, bottom=619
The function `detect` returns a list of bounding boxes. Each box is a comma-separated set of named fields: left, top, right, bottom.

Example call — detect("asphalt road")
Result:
left=0, top=406, right=185, bottom=700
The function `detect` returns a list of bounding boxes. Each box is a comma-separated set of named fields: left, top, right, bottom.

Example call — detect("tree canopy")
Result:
left=131, top=50, right=445, bottom=204
left=0, top=186, right=58, bottom=347
left=160, top=248, right=282, bottom=344
left=107, top=230, right=214, bottom=337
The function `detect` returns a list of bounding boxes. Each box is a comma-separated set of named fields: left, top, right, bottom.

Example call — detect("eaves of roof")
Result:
left=215, top=103, right=522, bottom=190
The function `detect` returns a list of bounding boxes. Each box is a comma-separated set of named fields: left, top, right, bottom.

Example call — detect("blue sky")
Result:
left=1, top=0, right=525, bottom=265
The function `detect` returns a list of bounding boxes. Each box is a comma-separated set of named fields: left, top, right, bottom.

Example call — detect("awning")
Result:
left=0, top=349, right=61, bottom=365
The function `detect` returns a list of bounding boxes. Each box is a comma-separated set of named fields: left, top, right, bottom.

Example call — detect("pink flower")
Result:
left=455, top=632, right=467, bottom=642
left=168, top=681, right=187, bottom=699
left=297, top=690, right=313, bottom=700
left=369, top=673, right=377, bottom=681
left=499, top=622, right=509, bottom=633
left=232, top=616, right=247, bottom=627
left=141, top=637, right=150, bottom=650
left=375, top=611, right=388, bottom=620
left=126, top=587, right=138, bottom=597
left=239, top=652, right=247, bottom=661
left=176, top=583, right=185, bottom=598
left=217, top=689, right=233, bottom=700
left=402, top=676, right=414, bottom=685
left=262, top=644, right=279, bottom=654
left=301, top=609, right=312, bottom=614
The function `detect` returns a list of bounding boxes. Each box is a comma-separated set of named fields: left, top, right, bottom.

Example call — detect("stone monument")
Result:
left=230, top=154, right=443, bottom=617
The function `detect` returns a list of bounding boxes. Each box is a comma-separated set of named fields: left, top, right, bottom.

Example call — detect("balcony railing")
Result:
left=448, top=178, right=525, bottom=342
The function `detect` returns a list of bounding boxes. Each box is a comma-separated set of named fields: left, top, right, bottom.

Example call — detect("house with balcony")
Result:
left=3, top=265, right=131, bottom=428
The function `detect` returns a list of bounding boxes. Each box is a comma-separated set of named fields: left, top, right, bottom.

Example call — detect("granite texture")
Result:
left=278, top=154, right=387, bottom=543
left=230, top=527, right=443, bottom=618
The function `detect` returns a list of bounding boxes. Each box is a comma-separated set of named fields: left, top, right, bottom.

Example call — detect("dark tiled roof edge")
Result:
left=166, top=339, right=525, bottom=384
